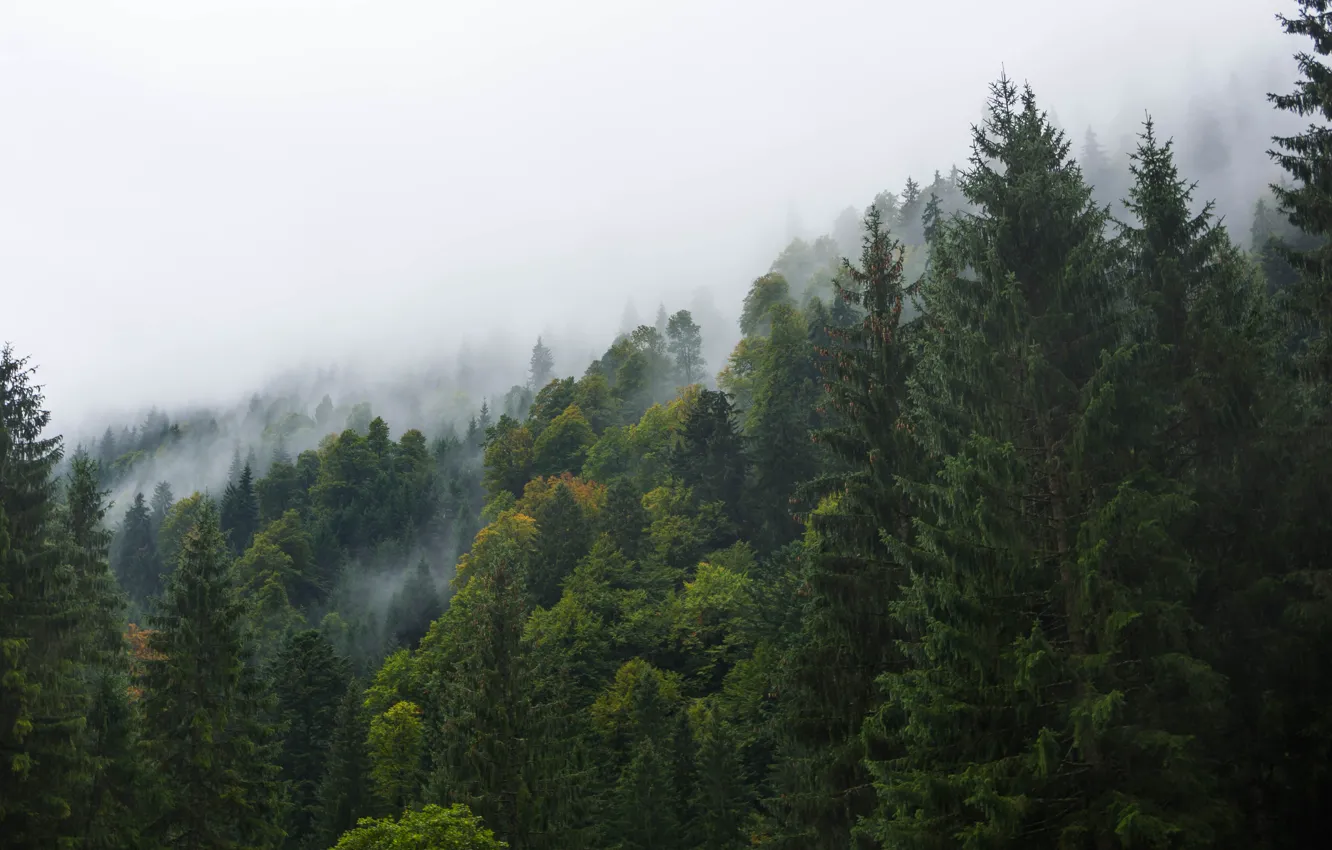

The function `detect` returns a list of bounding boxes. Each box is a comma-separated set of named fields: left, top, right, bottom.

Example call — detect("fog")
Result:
left=0, top=0, right=1305, bottom=436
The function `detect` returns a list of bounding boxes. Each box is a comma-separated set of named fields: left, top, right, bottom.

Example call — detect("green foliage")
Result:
left=142, top=505, right=286, bottom=849
left=532, top=404, right=595, bottom=477
left=0, top=344, right=91, bottom=849
left=366, top=700, right=424, bottom=815
left=667, top=310, right=707, bottom=385
left=330, top=803, right=505, bottom=850
left=275, top=630, right=350, bottom=848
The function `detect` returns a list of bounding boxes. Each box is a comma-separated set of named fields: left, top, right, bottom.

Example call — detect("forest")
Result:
left=6, top=5, right=1332, bottom=850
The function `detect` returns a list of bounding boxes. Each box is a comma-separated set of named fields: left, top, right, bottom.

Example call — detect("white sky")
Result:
left=0, top=0, right=1302, bottom=430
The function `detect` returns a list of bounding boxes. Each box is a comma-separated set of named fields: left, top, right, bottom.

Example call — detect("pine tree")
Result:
left=149, top=481, right=174, bottom=535
left=309, top=678, right=370, bottom=850
left=768, top=203, right=914, bottom=850
left=315, top=395, right=335, bottom=429
left=275, top=630, right=351, bottom=849
left=221, top=463, right=259, bottom=554
left=1269, top=0, right=1332, bottom=379
left=386, top=559, right=442, bottom=650
left=1120, top=115, right=1318, bottom=849
left=861, top=77, right=1227, bottom=848
left=61, top=455, right=148, bottom=850
left=0, top=344, right=90, bottom=849
left=744, top=303, right=821, bottom=548
left=425, top=542, right=587, bottom=850
left=228, top=445, right=244, bottom=488
left=530, top=337, right=555, bottom=391
left=142, top=505, right=286, bottom=849
left=669, top=388, right=747, bottom=516
left=528, top=482, right=591, bottom=609
left=115, top=493, right=162, bottom=606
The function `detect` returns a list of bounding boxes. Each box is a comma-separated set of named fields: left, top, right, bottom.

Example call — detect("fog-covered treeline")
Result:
left=8, top=3, right=1332, bottom=850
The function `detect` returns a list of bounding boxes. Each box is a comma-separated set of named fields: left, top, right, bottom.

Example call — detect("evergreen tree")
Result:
left=861, top=77, right=1227, bottom=848
left=528, top=482, right=591, bottom=609
left=115, top=493, right=162, bottom=606
left=530, top=337, right=555, bottom=391
left=0, top=343, right=90, bottom=849
left=142, top=505, right=286, bottom=849
left=1270, top=0, right=1332, bottom=379
left=275, top=630, right=351, bottom=849
left=386, top=560, right=442, bottom=650
left=310, top=678, right=370, bottom=850
left=1120, top=115, right=1316, bottom=849
left=669, top=389, right=747, bottom=518
left=97, top=427, right=117, bottom=470
left=221, top=463, right=259, bottom=554
left=744, top=304, right=821, bottom=548
left=149, top=480, right=174, bottom=535
left=767, top=203, right=914, bottom=850
left=228, top=445, right=244, bottom=488
left=315, top=395, right=335, bottom=429
left=61, top=456, right=148, bottom=850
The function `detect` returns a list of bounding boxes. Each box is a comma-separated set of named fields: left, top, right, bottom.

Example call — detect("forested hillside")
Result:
left=7, top=6, right=1332, bottom=849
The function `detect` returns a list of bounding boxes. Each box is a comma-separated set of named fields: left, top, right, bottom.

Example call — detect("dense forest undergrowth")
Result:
left=8, top=5, right=1332, bottom=849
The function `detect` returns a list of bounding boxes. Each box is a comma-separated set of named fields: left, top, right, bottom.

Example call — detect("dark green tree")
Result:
left=142, top=505, right=286, bottom=849
left=309, top=678, right=370, bottom=850
left=115, top=493, right=162, bottom=606
left=861, top=78, right=1227, bottom=848
left=275, top=630, right=351, bottom=849
left=669, top=389, right=747, bottom=519
left=0, top=344, right=91, bottom=850
left=221, top=463, right=259, bottom=554
left=1269, top=0, right=1332, bottom=379
left=767, top=202, right=914, bottom=850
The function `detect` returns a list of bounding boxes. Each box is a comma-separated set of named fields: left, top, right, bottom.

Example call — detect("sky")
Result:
left=0, top=0, right=1306, bottom=433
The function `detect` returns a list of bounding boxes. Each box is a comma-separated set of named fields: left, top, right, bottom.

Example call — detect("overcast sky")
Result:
left=0, top=0, right=1304, bottom=431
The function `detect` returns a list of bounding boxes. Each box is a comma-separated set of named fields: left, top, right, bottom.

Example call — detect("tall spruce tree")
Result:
left=275, top=630, right=351, bottom=849
left=142, top=505, right=286, bottom=849
left=1270, top=0, right=1332, bottom=380
left=530, top=337, right=555, bottom=391
left=768, top=203, right=915, bottom=850
left=860, top=78, right=1228, bottom=848
left=61, top=455, right=148, bottom=850
left=309, top=678, right=370, bottom=850
left=116, top=493, right=162, bottom=607
left=0, top=344, right=91, bottom=849
left=220, top=462, right=259, bottom=555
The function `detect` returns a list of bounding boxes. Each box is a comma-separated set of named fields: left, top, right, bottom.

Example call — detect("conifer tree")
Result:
left=670, top=389, right=747, bottom=518
left=149, top=480, right=174, bottom=535
left=861, top=77, right=1227, bottom=848
left=530, top=337, right=555, bottom=391
left=768, top=203, right=914, bottom=850
left=275, top=630, right=350, bottom=849
left=1120, top=114, right=1322, bottom=849
left=309, top=678, right=370, bottom=850
left=0, top=344, right=91, bottom=849
left=61, top=455, right=148, bottom=849
left=142, top=505, right=286, bottom=849
left=116, top=493, right=162, bottom=606
left=1270, top=0, right=1332, bottom=379
left=221, top=463, right=259, bottom=554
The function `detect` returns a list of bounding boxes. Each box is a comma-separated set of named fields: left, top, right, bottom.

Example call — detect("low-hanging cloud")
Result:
left=0, top=0, right=1305, bottom=436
